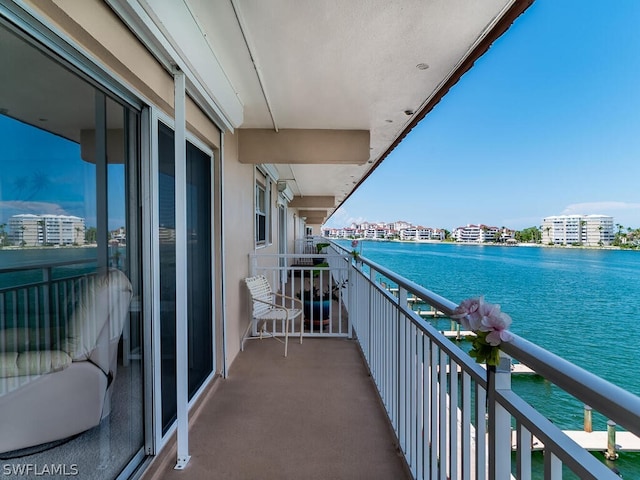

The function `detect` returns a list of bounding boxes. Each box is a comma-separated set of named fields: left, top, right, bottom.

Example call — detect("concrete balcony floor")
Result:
left=144, top=337, right=410, bottom=480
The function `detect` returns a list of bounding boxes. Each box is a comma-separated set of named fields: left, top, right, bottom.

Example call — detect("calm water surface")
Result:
left=339, top=240, right=640, bottom=477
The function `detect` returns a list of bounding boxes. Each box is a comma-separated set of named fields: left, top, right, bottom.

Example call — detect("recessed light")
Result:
left=416, top=63, right=429, bottom=70
left=385, top=119, right=393, bottom=123
left=404, top=109, right=414, bottom=116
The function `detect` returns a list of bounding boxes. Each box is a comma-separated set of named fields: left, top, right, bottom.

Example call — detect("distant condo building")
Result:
left=541, top=214, right=614, bottom=246
left=323, top=220, right=446, bottom=241
left=8, top=214, right=85, bottom=247
left=452, top=224, right=515, bottom=243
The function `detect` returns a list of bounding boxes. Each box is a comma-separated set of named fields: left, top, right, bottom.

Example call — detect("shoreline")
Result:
left=334, top=238, right=632, bottom=251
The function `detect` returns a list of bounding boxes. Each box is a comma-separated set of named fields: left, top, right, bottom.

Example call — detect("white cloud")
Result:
left=560, top=201, right=640, bottom=228
left=561, top=201, right=640, bottom=215
left=0, top=201, right=75, bottom=225
left=324, top=207, right=366, bottom=228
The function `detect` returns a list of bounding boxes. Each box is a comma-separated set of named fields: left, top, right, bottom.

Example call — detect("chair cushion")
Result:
left=0, top=350, right=72, bottom=378
left=257, top=308, right=302, bottom=321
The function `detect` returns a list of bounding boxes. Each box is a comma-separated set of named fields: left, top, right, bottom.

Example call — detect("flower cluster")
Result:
left=351, top=240, right=361, bottom=259
left=451, top=296, right=513, bottom=367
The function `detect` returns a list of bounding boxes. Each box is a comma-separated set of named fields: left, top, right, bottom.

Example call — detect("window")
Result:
left=255, top=173, right=271, bottom=246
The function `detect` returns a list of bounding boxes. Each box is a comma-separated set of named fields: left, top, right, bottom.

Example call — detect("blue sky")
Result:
left=325, top=0, right=640, bottom=231
left=0, top=115, right=126, bottom=230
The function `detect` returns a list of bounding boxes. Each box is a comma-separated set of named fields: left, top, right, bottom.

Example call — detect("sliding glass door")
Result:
left=0, top=20, right=144, bottom=478
left=158, top=122, right=213, bottom=434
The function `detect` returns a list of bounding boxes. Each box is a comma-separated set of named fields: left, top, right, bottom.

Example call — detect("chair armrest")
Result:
left=272, top=292, right=303, bottom=309
left=251, top=297, right=285, bottom=310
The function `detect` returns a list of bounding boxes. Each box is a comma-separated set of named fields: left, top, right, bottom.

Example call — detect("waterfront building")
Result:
left=327, top=221, right=445, bottom=242
left=399, top=225, right=445, bottom=241
left=452, top=224, right=501, bottom=243
left=1, top=3, right=635, bottom=480
left=541, top=214, right=614, bottom=246
left=390, top=220, right=412, bottom=232
left=8, top=214, right=85, bottom=246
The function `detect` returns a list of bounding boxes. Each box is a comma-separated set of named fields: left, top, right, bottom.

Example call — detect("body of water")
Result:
left=338, top=239, right=640, bottom=477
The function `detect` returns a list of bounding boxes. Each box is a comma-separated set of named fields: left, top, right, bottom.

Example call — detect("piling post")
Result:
left=604, top=420, right=619, bottom=460
left=583, top=405, right=592, bottom=433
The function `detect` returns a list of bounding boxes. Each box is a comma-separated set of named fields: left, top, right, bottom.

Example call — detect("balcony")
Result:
left=2, top=241, right=640, bottom=479
left=142, top=238, right=640, bottom=480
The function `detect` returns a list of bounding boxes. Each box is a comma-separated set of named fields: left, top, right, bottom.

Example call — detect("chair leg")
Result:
left=284, top=318, right=289, bottom=357
left=299, top=315, right=303, bottom=345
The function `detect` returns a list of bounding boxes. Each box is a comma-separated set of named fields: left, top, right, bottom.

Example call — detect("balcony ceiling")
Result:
left=1, top=0, right=533, bottom=225
left=185, top=0, right=533, bottom=222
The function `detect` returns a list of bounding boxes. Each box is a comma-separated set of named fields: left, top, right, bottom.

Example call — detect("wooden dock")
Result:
left=416, top=308, right=445, bottom=317
left=512, top=430, right=640, bottom=452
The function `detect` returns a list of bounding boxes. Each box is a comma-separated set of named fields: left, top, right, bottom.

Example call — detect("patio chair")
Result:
left=243, top=275, right=303, bottom=357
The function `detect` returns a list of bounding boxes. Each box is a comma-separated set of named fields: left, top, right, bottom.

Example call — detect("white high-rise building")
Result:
left=541, top=214, right=614, bottom=246
left=8, top=214, right=85, bottom=246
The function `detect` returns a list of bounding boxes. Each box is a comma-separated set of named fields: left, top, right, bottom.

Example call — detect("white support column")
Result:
left=487, top=353, right=512, bottom=480
left=173, top=68, right=190, bottom=470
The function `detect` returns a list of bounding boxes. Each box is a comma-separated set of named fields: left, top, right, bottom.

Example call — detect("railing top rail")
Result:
left=249, top=253, right=349, bottom=258
left=326, top=238, right=640, bottom=437
left=0, top=257, right=96, bottom=275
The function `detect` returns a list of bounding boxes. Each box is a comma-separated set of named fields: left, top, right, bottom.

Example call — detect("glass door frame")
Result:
left=148, top=108, right=217, bottom=453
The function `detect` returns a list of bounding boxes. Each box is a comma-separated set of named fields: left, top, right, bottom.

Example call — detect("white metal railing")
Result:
left=327, top=239, right=639, bottom=480
left=249, top=252, right=351, bottom=337
left=0, top=260, right=97, bottom=334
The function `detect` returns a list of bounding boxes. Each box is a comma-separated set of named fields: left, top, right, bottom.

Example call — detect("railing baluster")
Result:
left=475, top=381, right=487, bottom=480
left=461, top=371, right=471, bottom=480
left=430, top=340, right=438, bottom=479
left=416, top=330, right=424, bottom=480
left=422, top=334, right=430, bottom=478
left=516, top=420, right=532, bottom=480
left=449, top=355, right=459, bottom=480
left=544, top=451, right=562, bottom=479
left=439, top=348, right=447, bottom=480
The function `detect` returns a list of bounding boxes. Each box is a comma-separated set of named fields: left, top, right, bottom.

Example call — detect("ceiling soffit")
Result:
left=289, top=196, right=336, bottom=209
left=238, top=129, right=370, bottom=165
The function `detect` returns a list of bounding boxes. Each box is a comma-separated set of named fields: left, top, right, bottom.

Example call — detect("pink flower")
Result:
left=479, top=308, right=513, bottom=346
left=452, top=296, right=514, bottom=365
left=452, top=296, right=484, bottom=330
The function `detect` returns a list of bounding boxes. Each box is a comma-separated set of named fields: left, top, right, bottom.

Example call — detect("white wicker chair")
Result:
left=243, top=275, right=303, bottom=357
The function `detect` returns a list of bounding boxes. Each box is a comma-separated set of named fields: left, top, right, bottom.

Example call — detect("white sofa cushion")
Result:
left=0, top=350, right=72, bottom=378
